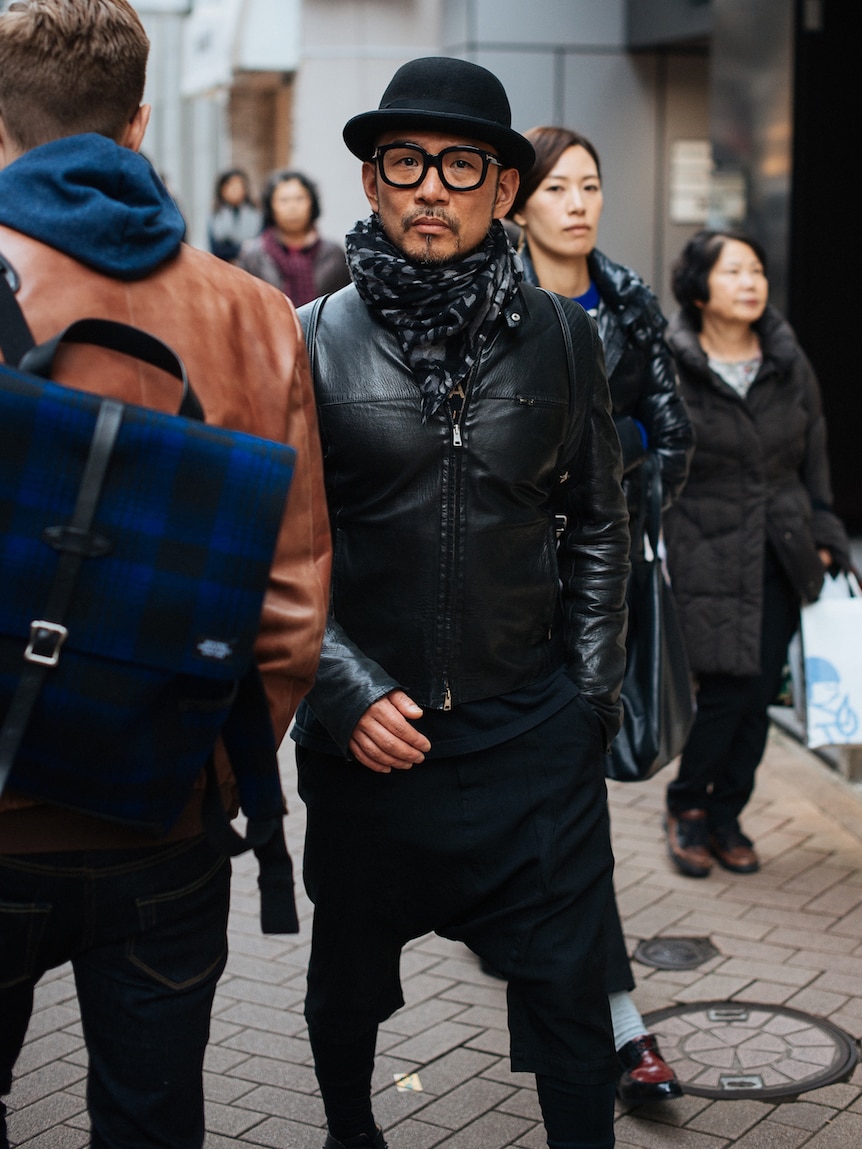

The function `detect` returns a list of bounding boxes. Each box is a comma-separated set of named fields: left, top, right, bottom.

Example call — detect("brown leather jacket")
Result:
left=0, top=227, right=331, bottom=852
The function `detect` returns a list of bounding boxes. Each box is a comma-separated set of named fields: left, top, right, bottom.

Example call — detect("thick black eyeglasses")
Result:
left=372, top=143, right=503, bottom=191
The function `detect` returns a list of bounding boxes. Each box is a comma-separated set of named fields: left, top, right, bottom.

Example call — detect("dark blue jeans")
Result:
left=0, top=835, right=230, bottom=1149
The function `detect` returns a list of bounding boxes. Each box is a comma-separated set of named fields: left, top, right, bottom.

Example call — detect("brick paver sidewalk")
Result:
left=7, top=724, right=862, bottom=1148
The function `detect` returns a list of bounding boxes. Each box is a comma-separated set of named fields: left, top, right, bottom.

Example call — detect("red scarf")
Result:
left=261, top=228, right=320, bottom=306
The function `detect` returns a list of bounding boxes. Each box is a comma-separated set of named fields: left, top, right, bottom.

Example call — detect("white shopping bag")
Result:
left=798, top=571, right=862, bottom=749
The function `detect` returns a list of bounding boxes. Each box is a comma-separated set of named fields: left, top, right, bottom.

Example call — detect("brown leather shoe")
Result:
left=709, top=826, right=760, bottom=873
left=664, top=809, right=712, bottom=877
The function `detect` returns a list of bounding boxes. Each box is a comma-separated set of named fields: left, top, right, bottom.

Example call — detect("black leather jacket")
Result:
left=520, top=246, right=694, bottom=512
left=292, top=281, right=630, bottom=754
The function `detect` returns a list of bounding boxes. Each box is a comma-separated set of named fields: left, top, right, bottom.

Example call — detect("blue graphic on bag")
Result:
left=805, top=656, right=859, bottom=744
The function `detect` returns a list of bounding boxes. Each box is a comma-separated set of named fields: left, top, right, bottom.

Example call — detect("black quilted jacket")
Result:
left=662, top=305, right=850, bottom=677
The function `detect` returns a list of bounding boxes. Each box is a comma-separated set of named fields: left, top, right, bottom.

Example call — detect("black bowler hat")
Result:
left=343, top=56, right=535, bottom=177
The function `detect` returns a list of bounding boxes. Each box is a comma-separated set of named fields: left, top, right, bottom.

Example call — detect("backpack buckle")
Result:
left=25, top=621, right=69, bottom=666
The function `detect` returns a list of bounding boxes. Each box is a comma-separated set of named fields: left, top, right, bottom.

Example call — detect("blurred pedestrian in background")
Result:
left=207, top=167, right=261, bottom=262
left=662, top=227, right=851, bottom=879
left=507, top=124, right=694, bottom=1105
left=236, top=168, right=350, bottom=305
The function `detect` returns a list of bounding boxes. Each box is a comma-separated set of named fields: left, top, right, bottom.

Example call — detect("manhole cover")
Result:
left=643, top=1001, right=859, bottom=1099
left=634, top=936, right=719, bottom=970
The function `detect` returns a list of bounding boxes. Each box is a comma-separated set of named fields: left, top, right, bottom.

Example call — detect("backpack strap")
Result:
left=302, top=292, right=329, bottom=380
left=0, top=254, right=36, bottom=366
left=202, top=664, right=299, bottom=935
left=0, top=398, right=124, bottom=799
left=541, top=289, right=595, bottom=531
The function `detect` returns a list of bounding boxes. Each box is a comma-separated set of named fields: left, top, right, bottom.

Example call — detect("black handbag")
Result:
left=607, top=453, right=695, bottom=782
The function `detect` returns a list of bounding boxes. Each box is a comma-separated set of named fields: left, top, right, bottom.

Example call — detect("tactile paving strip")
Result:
left=643, top=1001, right=859, bottom=1099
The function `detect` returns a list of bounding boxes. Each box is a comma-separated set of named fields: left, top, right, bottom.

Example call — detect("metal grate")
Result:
left=633, top=936, right=719, bottom=970
left=641, top=1001, right=859, bottom=1100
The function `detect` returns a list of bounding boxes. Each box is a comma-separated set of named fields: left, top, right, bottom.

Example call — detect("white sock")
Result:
left=608, top=990, right=647, bottom=1051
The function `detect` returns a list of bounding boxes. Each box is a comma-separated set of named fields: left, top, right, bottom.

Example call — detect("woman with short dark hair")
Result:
left=662, top=228, right=851, bottom=880
left=236, top=168, right=350, bottom=306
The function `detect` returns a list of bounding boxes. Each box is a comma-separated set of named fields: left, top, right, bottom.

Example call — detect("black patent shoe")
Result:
left=616, top=1034, right=683, bottom=1104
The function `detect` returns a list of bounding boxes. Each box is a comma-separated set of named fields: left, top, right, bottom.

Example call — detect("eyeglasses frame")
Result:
left=371, top=142, right=504, bottom=192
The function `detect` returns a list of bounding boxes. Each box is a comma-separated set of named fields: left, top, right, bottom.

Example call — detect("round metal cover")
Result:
left=633, top=936, right=719, bottom=970
left=643, top=1001, right=859, bottom=1099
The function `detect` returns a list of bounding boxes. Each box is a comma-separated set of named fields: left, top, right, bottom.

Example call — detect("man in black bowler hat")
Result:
left=291, top=55, right=630, bottom=1149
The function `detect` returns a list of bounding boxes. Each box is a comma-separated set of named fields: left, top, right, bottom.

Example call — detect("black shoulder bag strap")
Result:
left=542, top=290, right=595, bottom=536
left=303, top=292, right=330, bottom=380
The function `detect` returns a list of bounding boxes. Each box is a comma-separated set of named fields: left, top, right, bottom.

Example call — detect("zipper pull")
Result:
left=448, top=381, right=465, bottom=448
left=443, top=684, right=452, bottom=711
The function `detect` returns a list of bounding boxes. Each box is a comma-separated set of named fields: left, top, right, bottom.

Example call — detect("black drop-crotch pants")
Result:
left=297, top=694, right=619, bottom=1087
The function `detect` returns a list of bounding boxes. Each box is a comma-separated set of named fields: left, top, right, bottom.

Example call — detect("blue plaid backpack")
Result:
left=0, top=255, right=299, bottom=933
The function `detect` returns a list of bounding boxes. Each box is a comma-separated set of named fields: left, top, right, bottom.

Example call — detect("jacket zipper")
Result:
left=448, top=380, right=466, bottom=446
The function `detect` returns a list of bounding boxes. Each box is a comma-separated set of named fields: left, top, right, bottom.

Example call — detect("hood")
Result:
left=0, top=134, right=185, bottom=280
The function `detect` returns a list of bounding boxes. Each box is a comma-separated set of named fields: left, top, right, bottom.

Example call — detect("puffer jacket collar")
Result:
left=667, top=303, right=799, bottom=389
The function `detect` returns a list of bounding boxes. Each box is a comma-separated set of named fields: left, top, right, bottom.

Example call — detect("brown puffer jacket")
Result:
left=0, top=227, right=331, bottom=852
left=662, top=305, right=849, bottom=678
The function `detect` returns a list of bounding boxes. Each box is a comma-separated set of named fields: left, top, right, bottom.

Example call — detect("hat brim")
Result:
left=343, top=109, right=535, bottom=177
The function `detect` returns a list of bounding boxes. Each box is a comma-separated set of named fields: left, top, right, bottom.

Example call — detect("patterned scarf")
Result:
left=345, top=214, right=522, bottom=420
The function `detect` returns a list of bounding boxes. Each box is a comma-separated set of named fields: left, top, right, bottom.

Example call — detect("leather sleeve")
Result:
left=556, top=302, right=631, bottom=743
left=301, top=618, right=401, bottom=755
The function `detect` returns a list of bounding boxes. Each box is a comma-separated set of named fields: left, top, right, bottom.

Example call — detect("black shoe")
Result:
left=324, top=1129, right=387, bottom=1149
left=616, top=1034, right=683, bottom=1104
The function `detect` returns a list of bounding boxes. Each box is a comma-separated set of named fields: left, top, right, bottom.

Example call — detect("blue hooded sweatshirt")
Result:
left=0, top=133, right=185, bottom=280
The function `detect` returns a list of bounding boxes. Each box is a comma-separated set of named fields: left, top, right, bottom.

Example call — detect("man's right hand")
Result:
left=348, top=689, right=431, bottom=773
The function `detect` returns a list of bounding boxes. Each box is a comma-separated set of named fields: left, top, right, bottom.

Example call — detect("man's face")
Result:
left=361, top=128, right=519, bottom=265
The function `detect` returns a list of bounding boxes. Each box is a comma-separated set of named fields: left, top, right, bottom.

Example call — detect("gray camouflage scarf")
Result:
left=345, top=214, right=522, bottom=421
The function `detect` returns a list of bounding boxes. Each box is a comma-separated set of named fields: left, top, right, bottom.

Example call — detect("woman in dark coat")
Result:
left=236, top=169, right=350, bottom=306
left=662, top=228, right=850, bottom=880
left=506, top=125, right=695, bottom=1105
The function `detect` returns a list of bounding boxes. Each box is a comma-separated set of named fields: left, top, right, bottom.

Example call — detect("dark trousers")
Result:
left=297, top=694, right=619, bottom=1129
left=0, top=836, right=230, bottom=1149
left=667, top=555, right=800, bottom=829
left=603, top=889, right=635, bottom=995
